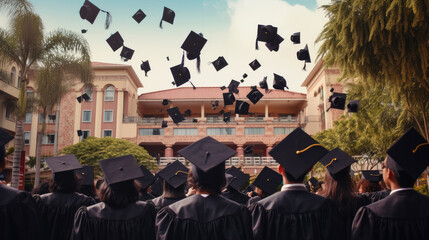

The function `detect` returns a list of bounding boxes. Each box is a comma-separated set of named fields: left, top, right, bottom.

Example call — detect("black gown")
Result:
left=222, top=188, right=250, bottom=205
left=150, top=196, right=186, bottom=212
left=249, top=189, right=340, bottom=240
left=0, top=184, right=41, bottom=240
left=247, top=195, right=263, bottom=206
left=34, top=192, right=95, bottom=240
left=139, top=191, right=155, bottom=201
left=364, top=189, right=391, bottom=203
left=156, top=194, right=253, bottom=240
left=71, top=201, right=156, bottom=240
left=352, top=190, right=429, bottom=240
left=336, top=194, right=370, bottom=240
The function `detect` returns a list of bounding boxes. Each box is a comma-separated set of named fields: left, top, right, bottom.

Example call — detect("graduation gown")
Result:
left=249, top=187, right=340, bottom=240
left=139, top=191, right=155, bottom=201
left=364, top=189, right=390, bottom=203
left=222, top=188, right=250, bottom=205
left=156, top=194, right=253, bottom=240
left=336, top=195, right=370, bottom=240
left=247, top=195, right=262, bottom=206
left=35, top=192, right=95, bottom=240
left=0, top=184, right=41, bottom=240
left=150, top=196, right=186, bottom=212
left=71, top=201, right=156, bottom=240
left=352, top=190, right=429, bottom=240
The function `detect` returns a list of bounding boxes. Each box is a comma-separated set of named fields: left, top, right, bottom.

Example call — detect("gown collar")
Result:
left=281, top=183, right=307, bottom=191
left=390, top=188, right=413, bottom=195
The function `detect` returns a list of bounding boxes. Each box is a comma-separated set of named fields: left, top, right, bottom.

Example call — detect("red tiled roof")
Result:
left=138, top=87, right=306, bottom=100
left=91, top=62, right=129, bottom=67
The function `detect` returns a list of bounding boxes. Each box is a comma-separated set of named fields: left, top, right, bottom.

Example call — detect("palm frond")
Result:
left=0, top=0, right=33, bottom=17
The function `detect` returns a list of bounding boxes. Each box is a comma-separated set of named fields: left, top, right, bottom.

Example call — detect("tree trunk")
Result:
left=11, top=119, right=23, bottom=188
left=34, top=130, right=42, bottom=188
left=53, top=104, right=60, bottom=156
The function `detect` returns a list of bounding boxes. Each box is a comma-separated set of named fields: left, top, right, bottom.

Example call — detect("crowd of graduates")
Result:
left=1, top=127, right=429, bottom=240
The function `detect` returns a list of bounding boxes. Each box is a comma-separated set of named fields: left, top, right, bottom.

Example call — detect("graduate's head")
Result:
left=383, top=158, right=415, bottom=188
left=32, top=179, right=51, bottom=195
left=358, top=170, right=383, bottom=193
left=224, top=166, right=250, bottom=192
left=163, top=180, right=186, bottom=198
left=157, top=160, right=188, bottom=198
left=50, top=170, right=78, bottom=193
left=135, top=165, right=156, bottom=194
left=98, top=180, right=139, bottom=208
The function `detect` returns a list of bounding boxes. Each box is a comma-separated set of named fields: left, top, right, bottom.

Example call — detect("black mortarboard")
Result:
left=347, top=100, right=359, bottom=113
left=162, top=99, right=169, bottom=106
left=386, top=127, right=429, bottom=181
left=77, top=130, right=82, bottom=137
left=192, top=118, right=198, bottom=123
left=259, top=76, right=269, bottom=92
left=0, top=128, right=14, bottom=147
left=220, top=86, right=226, bottom=90
left=249, top=59, right=261, bottom=71
left=120, top=46, right=134, bottom=61
left=252, top=166, right=282, bottom=195
left=244, top=145, right=253, bottom=154
left=170, top=64, right=191, bottom=87
left=308, top=177, right=319, bottom=187
left=273, top=73, right=288, bottom=90
left=160, top=6, right=175, bottom=28
left=136, top=164, right=156, bottom=189
left=99, top=155, right=144, bottom=185
left=319, top=148, right=356, bottom=176
left=256, top=24, right=277, bottom=49
left=223, top=112, right=231, bottom=123
left=76, top=166, right=94, bottom=186
left=327, top=92, right=346, bottom=111
left=82, top=93, right=90, bottom=101
left=161, top=120, right=168, bottom=128
left=81, top=29, right=87, bottom=34
left=212, top=56, right=228, bottom=71
left=223, top=92, right=236, bottom=106
left=228, top=80, right=240, bottom=94
left=269, top=128, right=328, bottom=179
left=225, top=166, right=249, bottom=191
left=235, top=100, right=250, bottom=115
left=290, top=32, right=300, bottom=44
left=80, top=0, right=111, bottom=29
left=247, top=87, right=263, bottom=104
left=157, top=160, right=189, bottom=188
left=265, top=34, right=284, bottom=52
left=361, top=170, right=382, bottom=182
left=184, top=109, right=192, bottom=116
left=76, top=96, right=83, bottom=103
left=178, top=136, right=236, bottom=185
left=133, top=9, right=146, bottom=23
left=106, top=32, right=124, bottom=52
left=45, top=155, right=82, bottom=173
left=243, top=73, right=248, bottom=79
left=167, top=107, right=185, bottom=124
left=181, top=31, right=207, bottom=57
left=140, top=60, right=151, bottom=76
left=297, top=44, right=311, bottom=70
left=151, top=175, right=163, bottom=197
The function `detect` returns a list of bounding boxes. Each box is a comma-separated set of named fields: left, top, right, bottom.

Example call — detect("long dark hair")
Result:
left=163, top=181, right=186, bottom=199
left=321, top=166, right=356, bottom=215
left=357, top=179, right=381, bottom=193
left=187, top=169, right=224, bottom=195
left=98, top=180, right=139, bottom=208
left=50, top=171, right=78, bottom=193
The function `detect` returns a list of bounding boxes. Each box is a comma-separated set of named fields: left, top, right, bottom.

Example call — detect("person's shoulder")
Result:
left=0, top=184, right=31, bottom=205
left=73, top=192, right=96, bottom=205
left=258, top=190, right=332, bottom=211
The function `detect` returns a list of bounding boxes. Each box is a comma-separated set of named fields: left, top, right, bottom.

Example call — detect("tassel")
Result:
left=255, top=39, right=259, bottom=50
left=144, top=71, right=148, bottom=77
left=159, top=20, right=163, bottom=29
left=196, top=56, right=201, bottom=73
left=190, top=81, right=196, bottom=90
left=101, top=10, right=112, bottom=29
left=181, top=51, right=185, bottom=67
left=303, top=62, right=306, bottom=71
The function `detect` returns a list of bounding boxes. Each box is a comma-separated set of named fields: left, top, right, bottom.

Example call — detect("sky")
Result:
left=1, top=0, right=331, bottom=95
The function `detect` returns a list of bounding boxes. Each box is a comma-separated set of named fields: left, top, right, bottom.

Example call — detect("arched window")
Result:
left=26, top=88, right=34, bottom=98
left=104, top=86, right=115, bottom=101
left=17, top=72, right=21, bottom=88
left=10, top=67, right=16, bottom=85
left=83, top=85, right=93, bottom=101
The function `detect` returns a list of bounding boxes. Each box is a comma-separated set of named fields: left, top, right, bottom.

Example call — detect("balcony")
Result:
left=155, top=156, right=278, bottom=166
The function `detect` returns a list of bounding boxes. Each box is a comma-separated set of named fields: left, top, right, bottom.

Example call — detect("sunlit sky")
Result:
left=1, top=0, right=331, bottom=94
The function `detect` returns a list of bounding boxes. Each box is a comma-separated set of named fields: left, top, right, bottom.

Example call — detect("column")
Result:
left=116, top=90, right=124, bottom=138
left=29, top=111, right=39, bottom=156
left=73, top=91, right=82, bottom=144
left=266, top=145, right=273, bottom=157
left=164, top=145, right=174, bottom=158
left=200, top=104, right=205, bottom=118
left=265, top=103, right=269, bottom=118
left=236, top=144, right=244, bottom=158
left=94, top=88, right=103, bottom=138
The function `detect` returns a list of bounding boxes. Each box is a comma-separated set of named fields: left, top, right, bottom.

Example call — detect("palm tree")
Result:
left=0, top=5, right=92, bottom=188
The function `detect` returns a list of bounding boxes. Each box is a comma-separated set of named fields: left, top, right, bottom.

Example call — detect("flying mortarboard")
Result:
left=347, top=100, right=359, bottom=113
left=297, top=44, right=311, bottom=70
left=361, top=170, right=383, bottom=182
left=106, top=32, right=124, bottom=52
left=170, top=64, right=191, bottom=87
left=259, top=76, right=269, bottom=93
left=160, top=7, right=175, bottom=28
left=161, top=120, right=168, bottom=128
left=223, top=92, right=236, bottom=106
left=252, top=166, right=282, bottom=195
left=269, top=128, right=328, bottom=179
left=140, top=60, right=151, bottom=77
left=255, top=24, right=277, bottom=50
left=135, top=164, right=156, bottom=189
left=157, top=160, right=189, bottom=188
left=273, top=73, right=288, bottom=90
left=319, top=148, right=356, bottom=177
left=81, top=29, right=87, bottom=34
left=192, top=118, right=198, bottom=123
left=45, top=155, right=82, bottom=173
left=76, top=166, right=94, bottom=186
left=77, top=130, right=83, bottom=137
left=235, top=100, right=250, bottom=115
left=220, top=86, right=226, bottom=90
left=77, top=93, right=91, bottom=103
left=225, top=166, right=249, bottom=191
left=327, top=90, right=346, bottom=111
left=184, top=109, right=192, bottom=116
left=247, top=87, right=264, bottom=104
left=244, top=145, right=253, bottom=154
left=162, top=99, right=170, bottom=106
left=0, top=128, right=14, bottom=148
left=79, top=0, right=111, bottom=29
left=290, top=32, right=300, bottom=44
left=249, top=59, right=261, bottom=71
left=308, top=177, right=319, bottom=187
left=265, top=33, right=284, bottom=52
left=228, top=80, right=240, bottom=94
left=132, top=9, right=146, bottom=23
left=181, top=31, right=207, bottom=58
left=167, top=107, right=185, bottom=124
left=223, top=112, right=231, bottom=123
left=386, top=127, right=429, bottom=181
left=120, top=46, right=134, bottom=62
left=212, top=56, right=228, bottom=71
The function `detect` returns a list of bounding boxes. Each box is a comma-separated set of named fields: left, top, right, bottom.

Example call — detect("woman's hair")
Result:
left=50, top=171, right=78, bottom=193
left=98, top=180, right=138, bottom=208
left=77, top=184, right=96, bottom=198
left=187, top=169, right=224, bottom=195
left=163, top=180, right=186, bottom=199
left=33, top=179, right=51, bottom=195
left=321, top=166, right=356, bottom=216
left=357, top=179, right=381, bottom=193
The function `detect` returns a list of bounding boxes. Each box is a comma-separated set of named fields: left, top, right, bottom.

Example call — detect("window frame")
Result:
left=103, top=130, right=113, bottom=138
left=103, top=110, right=114, bottom=122
left=104, top=86, right=115, bottom=101
left=82, top=110, right=92, bottom=122
left=24, top=132, right=31, bottom=145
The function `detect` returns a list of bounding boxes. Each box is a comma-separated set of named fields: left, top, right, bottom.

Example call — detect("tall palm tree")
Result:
left=0, top=6, right=92, bottom=188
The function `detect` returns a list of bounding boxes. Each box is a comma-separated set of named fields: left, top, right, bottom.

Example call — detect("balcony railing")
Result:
left=138, top=117, right=164, bottom=124
left=123, top=116, right=137, bottom=123
left=155, top=156, right=278, bottom=166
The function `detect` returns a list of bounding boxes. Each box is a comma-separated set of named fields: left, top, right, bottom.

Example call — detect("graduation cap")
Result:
left=220, top=86, right=226, bottom=90
left=170, top=64, right=191, bottom=87
left=252, top=166, right=282, bottom=195
left=223, top=112, right=231, bottom=123
left=135, top=164, right=156, bottom=189
left=184, top=109, right=192, bottom=116
left=161, top=120, right=168, bottom=128
left=160, top=6, right=175, bottom=28
left=347, top=100, right=359, bottom=113
left=244, top=145, right=253, bottom=154
left=132, top=9, right=146, bottom=23
left=99, top=155, right=144, bottom=185
left=79, top=0, right=111, bottom=29
left=223, top=92, right=236, bottom=106
left=192, top=118, right=198, bottom=123
left=327, top=90, right=346, bottom=111
left=235, top=100, right=250, bottom=115
left=77, top=93, right=91, bottom=103
left=76, top=166, right=94, bottom=186
left=181, top=31, right=207, bottom=72
left=0, top=128, right=14, bottom=148
left=212, top=56, right=228, bottom=71
left=45, top=155, right=82, bottom=173
left=225, top=166, right=250, bottom=191
left=256, top=24, right=277, bottom=50
left=273, top=73, right=288, bottom=90
left=106, top=32, right=124, bottom=52
left=162, top=99, right=170, bottom=106
left=308, top=177, right=319, bottom=187
left=228, top=80, right=240, bottom=94
left=81, top=29, right=87, bottom=34
left=151, top=175, right=163, bottom=197
left=290, top=32, right=300, bottom=44
left=157, top=160, right=189, bottom=188
left=386, top=127, right=429, bottom=181
left=319, top=148, right=356, bottom=177
left=120, top=46, right=134, bottom=61
left=140, top=60, right=151, bottom=77
left=259, top=76, right=269, bottom=93
left=361, top=170, right=383, bottom=182
left=77, top=130, right=83, bottom=137
left=167, top=107, right=185, bottom=124
left=297, top=44, right=311, bottom=70
left=269, top=128, right=328, bottom=179
left=249, top=59, right=261, bottom=71
left=178, top=136, right=237, bottom=185
left=265, top=34, right=284, bottom=52
left=247, top=87, right=264, bottom=104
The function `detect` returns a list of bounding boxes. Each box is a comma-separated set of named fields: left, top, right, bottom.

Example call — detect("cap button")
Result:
left=119, top=167, right=123, bottom=171
left=62, top=162, right=66, bottom=165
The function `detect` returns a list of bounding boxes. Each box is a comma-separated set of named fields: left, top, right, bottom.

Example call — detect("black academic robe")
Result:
left=364, top=189, right=391, bottom=203
left=150, top=196, right=186, bottom=212
left=34, top=192, right=95, bottom=240
left=71, top=201, right=156, bottom=240
left=139, top=191, right=155, bottom=201
left=222, top=188, right=250, bottom=205
left=156, top=194, right=253, bottom=240
left=249, top=189, right=340, bottom=240
left=0, top=184, right=41, bottom=240
left=247, top=195, right=263, bottom=206
left=336, top=195, right=370, bottom=240
left=352, top=190, right=429, bottom=240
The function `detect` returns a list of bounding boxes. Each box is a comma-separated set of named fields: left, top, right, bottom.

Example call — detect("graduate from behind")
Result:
left=222, top=166, right=250, bottom=205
